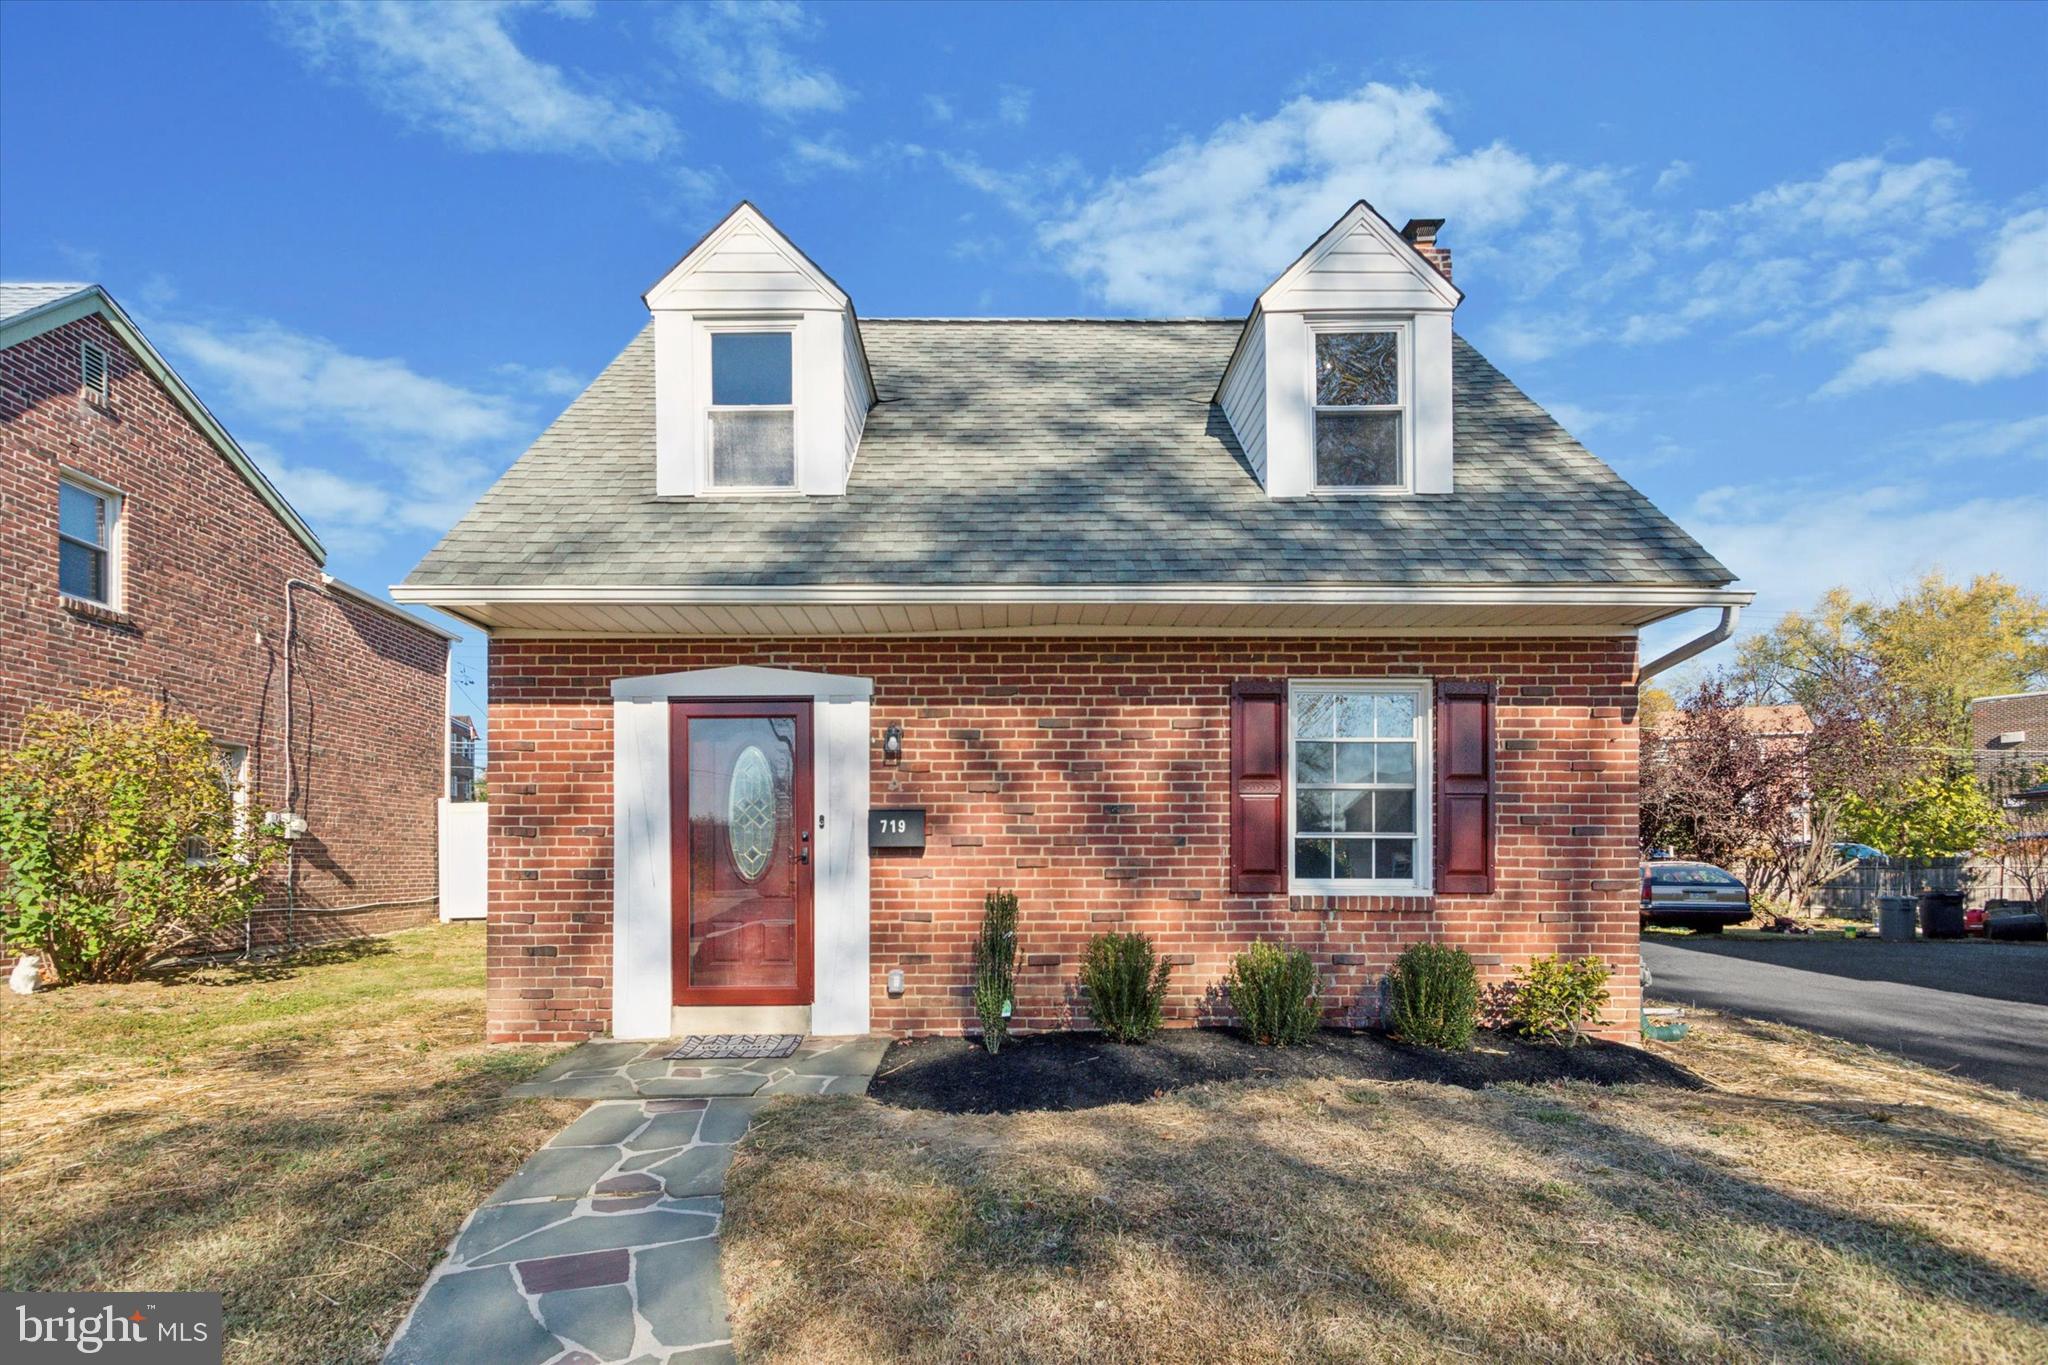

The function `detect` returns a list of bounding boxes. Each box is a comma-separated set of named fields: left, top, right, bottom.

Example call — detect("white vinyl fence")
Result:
left=438, top=798, right=488, bottom=921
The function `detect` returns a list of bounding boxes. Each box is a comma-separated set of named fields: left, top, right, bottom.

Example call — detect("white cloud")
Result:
left=1729, top=156, right=1972, bottom=240
left=1652, top=160, right=1693, bottom=195
left=162, top=319, right=524, bottom=448
left=493, top=360, right=587, bottom=398
left=996, top=85, right=1032, bottom=128
left=666, top=1, right=849, bottom=117
left=162, top=317, right=538, bottom=549
left=277, top=1, right=677, bottom=159
left=1891, top=412, right=2048, bottom=464
left=1687, top=479, right=2048, bottom=624
left=1931, top=108, right=1973, bottom=142
left=923, top=93, right=955, bottom=124
left=1035, top=83, right=1557, bottom=313
left=784, top=134, right=863, bottom=176
left=1825, top=209, right=2048, bottom=392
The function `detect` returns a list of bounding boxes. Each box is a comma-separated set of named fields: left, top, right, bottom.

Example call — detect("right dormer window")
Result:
left=1314, top=327, right=1405, bottom=490
left=708, top=329, right=796, bottom=490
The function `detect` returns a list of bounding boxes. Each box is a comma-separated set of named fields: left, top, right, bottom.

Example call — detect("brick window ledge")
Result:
left=61, top=595, right=137, bottom=631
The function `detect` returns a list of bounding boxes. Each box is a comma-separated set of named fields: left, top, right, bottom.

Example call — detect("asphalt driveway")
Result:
left=1642, top=936, right=2048, bottom=1100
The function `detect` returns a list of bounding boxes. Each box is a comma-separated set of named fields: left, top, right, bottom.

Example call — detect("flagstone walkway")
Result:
left=384, top=1035, right=890, bottom=1365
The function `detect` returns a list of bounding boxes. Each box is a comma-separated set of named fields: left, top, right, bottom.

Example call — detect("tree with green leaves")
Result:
left=0, top=691, right=282, bottom=983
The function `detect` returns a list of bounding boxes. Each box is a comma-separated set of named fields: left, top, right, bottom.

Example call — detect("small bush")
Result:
left=1385, top=943, right=1479, bottom=1050
left=1080, top=933, right=1171, bottom=1043
left=1225, top=942, right=1320, bottom=1045
left=973, top=891, right=1019, bottom=1054
left=0, top=691, right=280, bottom=983
left=1500, top=955, right=1611, bottom=1046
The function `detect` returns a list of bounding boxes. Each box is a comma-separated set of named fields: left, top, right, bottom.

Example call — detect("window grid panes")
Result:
left=1292, top=686, right=1422, bottom=887
left=1313, top=330, right=1403, bottom=490
left=708, top=330, right=795, bottom=488
left=57, top=480, right=110, bottom=603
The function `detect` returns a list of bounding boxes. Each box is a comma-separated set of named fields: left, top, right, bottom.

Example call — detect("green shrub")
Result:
left=1225, top=942, right=1320, bottom=1045
left=1080, top=932, right=1171, bottom=1043
left=0, top=691, right=281, bottom=983
left=973, top=891, right=1019, bottom=1054
left=1385, top=943, right=1479, bottom=1050
left=1499, top=955, right=1611, bottom=1046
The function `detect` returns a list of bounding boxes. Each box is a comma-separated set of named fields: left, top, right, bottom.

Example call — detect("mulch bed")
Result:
left=869, top=1027, right=1704, bottom=1114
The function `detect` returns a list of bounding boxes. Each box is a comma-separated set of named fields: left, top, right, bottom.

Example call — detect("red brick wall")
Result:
left=1, top=313, right=446, bottom=947
left=487, top=637, right=1643, bottom=1044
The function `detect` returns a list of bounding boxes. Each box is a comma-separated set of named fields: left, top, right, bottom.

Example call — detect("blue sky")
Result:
left=5, top=1, right=2044, bottom=730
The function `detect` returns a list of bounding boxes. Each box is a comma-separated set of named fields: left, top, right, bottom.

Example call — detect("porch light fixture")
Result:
left=886, top=968, right=905, bottom=997
left=883, top=722, right=903, bottom=762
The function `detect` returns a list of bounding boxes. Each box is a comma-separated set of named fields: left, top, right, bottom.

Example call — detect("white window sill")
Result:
left=1290, top=881, right=1434, bottom=899
left=1308, top=486, right=1413, bottom=497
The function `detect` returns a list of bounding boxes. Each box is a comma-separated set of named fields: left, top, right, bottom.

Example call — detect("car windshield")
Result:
left=1650, top=866, right=1743, bottom=886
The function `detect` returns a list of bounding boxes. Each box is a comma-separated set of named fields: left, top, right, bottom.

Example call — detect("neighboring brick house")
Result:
left=1969, top=690, right=2048, bottom=793
left=1, top=283, right=457, bottom=953
left=395, top=201, right=1749, bottom=1044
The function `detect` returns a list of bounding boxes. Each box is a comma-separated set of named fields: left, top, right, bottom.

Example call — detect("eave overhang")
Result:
left=390, top=582, right=1752, bottom=639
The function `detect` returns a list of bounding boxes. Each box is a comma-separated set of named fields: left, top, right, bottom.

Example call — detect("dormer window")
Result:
left=708, top=328, right=795, bottom=490
left=1313, top=326, right=1405, bottom=491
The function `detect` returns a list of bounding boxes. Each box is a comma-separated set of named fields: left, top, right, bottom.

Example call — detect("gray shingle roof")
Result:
left=1, top=281, right=93, bottom=324
left=406, top=320, right=1732, bottom=589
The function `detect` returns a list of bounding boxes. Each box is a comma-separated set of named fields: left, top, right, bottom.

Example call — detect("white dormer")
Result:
left=646, top=203, right=873, bottom=498
left=1218, top=202, right=1460, bottom=498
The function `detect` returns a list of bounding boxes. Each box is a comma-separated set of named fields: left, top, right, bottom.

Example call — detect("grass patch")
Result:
left=723, top=1010, right=2048, bottom=1363
left=0, top=924, right=577, bottom=1364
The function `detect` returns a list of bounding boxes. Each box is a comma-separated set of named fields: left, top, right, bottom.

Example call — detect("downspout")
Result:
left=1637, top=604, right=1741, bottom=684
left=282, top=577, right=321, bottom=953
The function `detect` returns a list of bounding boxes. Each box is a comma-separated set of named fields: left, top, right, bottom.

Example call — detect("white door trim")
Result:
left=611, top=665, right=873, bottom=1039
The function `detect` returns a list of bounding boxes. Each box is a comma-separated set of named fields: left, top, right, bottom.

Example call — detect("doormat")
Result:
left=665, top=1034, right=804, bottom=1061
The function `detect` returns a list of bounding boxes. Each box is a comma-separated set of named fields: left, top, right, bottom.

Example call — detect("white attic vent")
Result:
left=79, top=340, right=109, bottom=404
left=1993, top=730, right=2028, bottom=747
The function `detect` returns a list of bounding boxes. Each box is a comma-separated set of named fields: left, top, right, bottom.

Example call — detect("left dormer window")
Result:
left=1313, top=327, right=1405, bottom=490
left=708, top=330, right=795, bottom=489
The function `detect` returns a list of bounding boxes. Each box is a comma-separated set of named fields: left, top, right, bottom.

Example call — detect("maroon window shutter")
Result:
left=1230, top=679, right=1288, bottom=894
left=1436, top=680, right=1496, bottom=895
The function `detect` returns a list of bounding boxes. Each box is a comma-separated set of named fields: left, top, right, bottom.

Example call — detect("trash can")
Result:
left=1878, top=895, right=1917, bottom=943
left=1917, top=889, right=1966, bottom=939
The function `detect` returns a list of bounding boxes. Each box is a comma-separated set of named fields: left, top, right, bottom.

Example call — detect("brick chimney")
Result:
left=1400, top=218, right=1451, bottom=283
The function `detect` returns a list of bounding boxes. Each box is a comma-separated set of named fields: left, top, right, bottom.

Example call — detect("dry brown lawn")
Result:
left=0, top=923, right=578, bottom=1364
left=724, top=1012, right=2048, bottom=1363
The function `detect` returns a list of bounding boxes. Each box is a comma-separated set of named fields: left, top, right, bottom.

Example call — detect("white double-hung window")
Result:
left=1289, top=681, right=1430, bottom=894
left=707, top=329, right=796, bottom=490
left=58, top=475, right=121, bottom=605
left=1312, top=326, right=1407, bottom=491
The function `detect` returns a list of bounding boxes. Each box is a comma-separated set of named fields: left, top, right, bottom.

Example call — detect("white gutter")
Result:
left=321, top=574, right=463, bottom=642
left=392, top=582, right=1753, bottom=610
left=1638, top=604, right=1742, bottom=684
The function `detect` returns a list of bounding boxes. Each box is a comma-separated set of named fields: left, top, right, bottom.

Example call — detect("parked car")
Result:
left=1641, top=860, right=1753, bottom=933
left=1833, top=842, right=1887, bottom=862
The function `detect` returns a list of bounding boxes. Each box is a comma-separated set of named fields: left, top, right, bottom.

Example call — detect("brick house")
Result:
left=1, top=283, right=457, bottom=952
left=395, top=202, right=1749, bottom=1044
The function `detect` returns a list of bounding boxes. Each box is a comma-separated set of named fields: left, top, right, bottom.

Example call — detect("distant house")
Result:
left=1970, top=690, right=2048, bottom=796
left=1, top=283, right=458, bottom=952
left=396, top=201, right=1748, bottom=1045
left=450, top=715, right=481, bottom=801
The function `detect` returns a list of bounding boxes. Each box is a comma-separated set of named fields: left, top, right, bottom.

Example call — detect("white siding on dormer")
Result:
left=842, top=312, right=872, bottom=478
left=653, top=219, right=842, bottom=313
left=1217, top=307, right=1268, bottom=483
left=1262, top=219, right=1456, bottom=313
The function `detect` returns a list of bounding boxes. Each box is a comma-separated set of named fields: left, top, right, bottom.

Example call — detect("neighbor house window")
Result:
left=1313, top=328, right=1405, bottom=490
left=183, top=744, right=250, bottom=865
left=1289, top=681, right=1429, bottom=892
left=58, top=476, right=120, bottom=605
left=707, top=329, right=795, bottom=489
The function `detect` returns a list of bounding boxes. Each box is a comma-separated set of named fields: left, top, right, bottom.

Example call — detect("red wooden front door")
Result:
left=670, top=699, right=814, bottom=1006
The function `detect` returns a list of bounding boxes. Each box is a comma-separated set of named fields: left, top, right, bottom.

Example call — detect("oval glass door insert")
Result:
left=727, top=745, right=776, bottom=881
